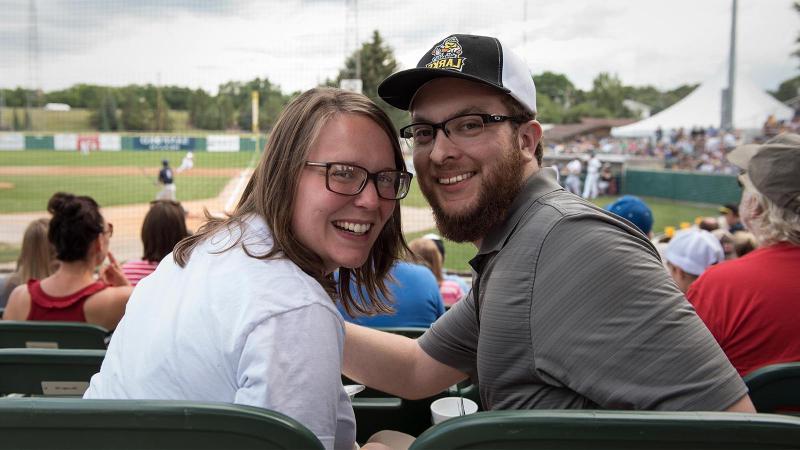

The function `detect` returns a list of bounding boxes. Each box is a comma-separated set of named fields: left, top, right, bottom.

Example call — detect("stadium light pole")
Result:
left=721, top=0, right=737, bottom=131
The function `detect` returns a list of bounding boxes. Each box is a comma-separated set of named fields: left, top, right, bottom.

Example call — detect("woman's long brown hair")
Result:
left=173, top=87, right=406, bottom=316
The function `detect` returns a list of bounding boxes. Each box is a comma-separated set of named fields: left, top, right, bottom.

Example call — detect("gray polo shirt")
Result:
left=419, top=169, right=746, bottom=411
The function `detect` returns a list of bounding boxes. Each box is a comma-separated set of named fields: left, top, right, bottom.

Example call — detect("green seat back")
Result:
left=373, top=327, right=428, bottom=339
left=409, top=410, right=800, bottom=450
left=346, top=326, right=438, bottom=440
left=343, top=372, right=446, bottom=443
left=0, top=321, right=108, bottom=349
left=0, top=398, right=324, bottom=449
left=744, top=362, right=800, bottom=414
left=0, top=348, right=105, bottom=396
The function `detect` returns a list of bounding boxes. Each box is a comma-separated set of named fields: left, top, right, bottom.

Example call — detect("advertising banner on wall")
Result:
left=54, top=134, right=79, bottom=151
left=78, top=135, right=101, bottom=153
left=133, top=136, right=195, bottom=151
left=207, top=134, right=240, bottom=152
left=0, top=133, right=25, bottom=151
left=100, top=134, right=122, bottom=151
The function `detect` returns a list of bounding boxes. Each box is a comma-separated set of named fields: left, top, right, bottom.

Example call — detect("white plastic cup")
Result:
left=430, top=396, right=478, bottom=424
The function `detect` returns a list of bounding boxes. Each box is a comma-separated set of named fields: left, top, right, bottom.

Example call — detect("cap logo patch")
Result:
left=426, top=36, right=466, bottom=71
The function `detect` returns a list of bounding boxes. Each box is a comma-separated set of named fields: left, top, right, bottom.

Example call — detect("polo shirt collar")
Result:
left=476, top=168, right=563, bottom=258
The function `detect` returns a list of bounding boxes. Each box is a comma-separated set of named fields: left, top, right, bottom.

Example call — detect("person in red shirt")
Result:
left=3, top=192, right=133, bottom=331
left=688, top=133, right=800, bottom=376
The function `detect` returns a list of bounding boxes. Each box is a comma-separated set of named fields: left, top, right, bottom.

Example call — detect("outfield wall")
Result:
left=623, top=169, right=743, bottom=205
left=0, top=132, right=266, bottom=152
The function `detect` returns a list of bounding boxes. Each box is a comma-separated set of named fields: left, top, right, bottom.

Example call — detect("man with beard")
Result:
left=343, top=34, right=753, bottom=422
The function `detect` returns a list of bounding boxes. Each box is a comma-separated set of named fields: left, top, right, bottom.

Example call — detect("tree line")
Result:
left=2, top=30, right=795, bottom=133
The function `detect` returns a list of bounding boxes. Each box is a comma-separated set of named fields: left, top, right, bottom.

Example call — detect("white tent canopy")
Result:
left=611, top=68, right=794, bottom=138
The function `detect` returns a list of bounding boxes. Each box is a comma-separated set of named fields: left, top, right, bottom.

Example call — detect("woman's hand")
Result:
left=100, top=252, right=131, bottom=287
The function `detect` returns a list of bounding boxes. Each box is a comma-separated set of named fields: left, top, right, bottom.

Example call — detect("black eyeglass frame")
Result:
left=304, top=161, right=413, bottom=200
left=399, top=113, right=527, bottom=146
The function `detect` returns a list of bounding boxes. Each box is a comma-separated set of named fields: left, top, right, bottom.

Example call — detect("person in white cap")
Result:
left=664, top=229, right=725, bottom=293
left=343, top=33, right=753, bottom=427
left=687, top=133, right=800, bottom=376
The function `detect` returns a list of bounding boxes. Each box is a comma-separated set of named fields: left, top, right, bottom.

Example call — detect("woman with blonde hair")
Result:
left=0, top=218, right=56, bottom=307
left=408, top=237, right=464, bottom=306
left=85, top=88, right=412, bottom=450
left=3, top=193, right=133, bottom=330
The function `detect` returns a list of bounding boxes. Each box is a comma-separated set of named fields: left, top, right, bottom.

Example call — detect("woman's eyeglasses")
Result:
left=305, top=161, right=413, bottom=200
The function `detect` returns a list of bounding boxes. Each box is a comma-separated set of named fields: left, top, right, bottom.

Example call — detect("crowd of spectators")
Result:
left=547, top=113, right=800, bottom=174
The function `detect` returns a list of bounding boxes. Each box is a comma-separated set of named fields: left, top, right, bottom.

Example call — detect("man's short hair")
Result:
left=501, top=95, right=543, bottom=166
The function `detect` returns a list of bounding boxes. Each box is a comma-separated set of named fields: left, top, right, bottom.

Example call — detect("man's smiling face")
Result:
left=410, top=78, right=536, bottom=244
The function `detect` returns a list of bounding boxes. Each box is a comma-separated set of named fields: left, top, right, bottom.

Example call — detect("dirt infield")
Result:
left=0, top=166, right=241, bottom=177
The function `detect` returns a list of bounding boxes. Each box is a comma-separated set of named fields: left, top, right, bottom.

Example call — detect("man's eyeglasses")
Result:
left=399, top=113, right=525, bottom=149
left=103, top=222, right=114, bottom=238
left=304, top=162, right=413, bottom=200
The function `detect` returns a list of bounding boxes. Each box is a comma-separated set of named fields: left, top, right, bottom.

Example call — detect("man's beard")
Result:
left=422, top=144, right=526, bottom=243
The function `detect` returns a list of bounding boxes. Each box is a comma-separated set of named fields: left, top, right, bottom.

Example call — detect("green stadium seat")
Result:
left=0, top=320, right=108, bottom=349
left=0, top=398, right=324, bottom=449
left=346, top=326, right=473, bottom=441
left=0, top=348, right=104, bottom=397
left=409, top=410, right=800, bottom=450
left=344, top=373, right=447, bottom=443
left=744, top=362, right=800, bottom=415
left=374, top=326, right=428, bottom=339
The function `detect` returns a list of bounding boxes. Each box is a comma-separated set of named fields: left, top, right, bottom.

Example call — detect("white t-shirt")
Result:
left=85, top=215, right=356, bottom=450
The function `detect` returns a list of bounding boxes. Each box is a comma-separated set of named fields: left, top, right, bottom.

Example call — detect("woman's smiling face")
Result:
left=291, top=113, right=398, bottom=274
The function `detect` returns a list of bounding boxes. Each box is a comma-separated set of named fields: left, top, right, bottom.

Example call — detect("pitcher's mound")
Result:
left=0, top=182, right=14, bottom=189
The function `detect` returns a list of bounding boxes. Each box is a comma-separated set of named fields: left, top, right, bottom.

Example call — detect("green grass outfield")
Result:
left=0, top=150, right=255, bottom=168
left=0, top=150, right=256, bottom=214
left=1, top=149, right=721, bottom=269
left=0, top=175, right=231, bottom=213
left=405, top=195, right=719, bottom=273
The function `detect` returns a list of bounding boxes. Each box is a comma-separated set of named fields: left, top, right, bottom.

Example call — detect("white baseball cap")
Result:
left=665, top=229, right=725, bottom=276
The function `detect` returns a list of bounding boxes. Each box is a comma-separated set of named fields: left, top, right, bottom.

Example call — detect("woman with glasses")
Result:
left=85, top=88, right=412, bottom=450
left=121, top=200, right=190, bottom=286
left=3, top=192, right=133, bottom=330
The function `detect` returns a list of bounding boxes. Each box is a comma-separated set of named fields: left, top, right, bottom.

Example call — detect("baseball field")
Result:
left=0, top=150, right=719, bottom=271
left=0, top=150, right=259, bottom=265
left=0, top=149, right=441, bottom=267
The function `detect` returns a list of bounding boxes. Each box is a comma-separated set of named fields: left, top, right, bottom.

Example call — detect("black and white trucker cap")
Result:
left=378, top=34, right=537, bottom=114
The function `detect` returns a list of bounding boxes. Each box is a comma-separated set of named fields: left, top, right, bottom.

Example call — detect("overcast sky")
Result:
left=1, top=0, right=797, bottom=94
